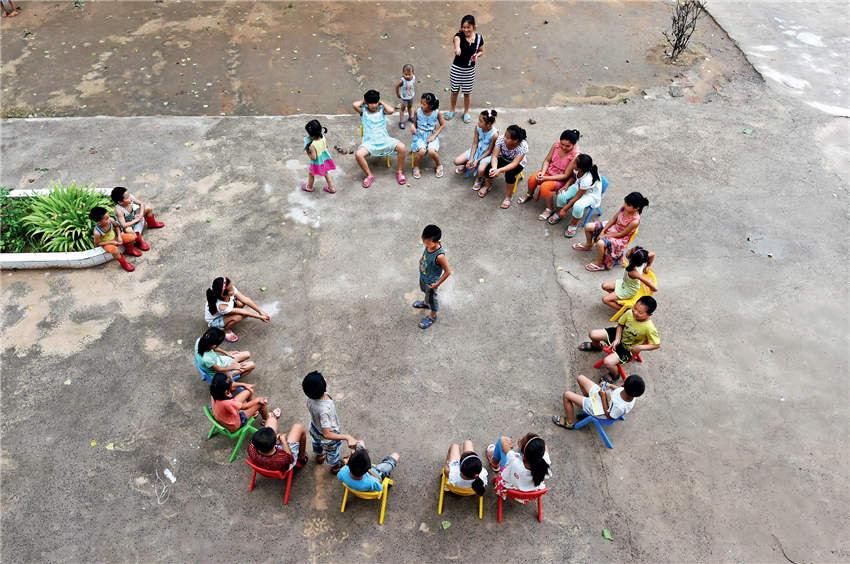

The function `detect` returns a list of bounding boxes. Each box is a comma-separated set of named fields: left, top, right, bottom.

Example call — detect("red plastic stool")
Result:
left=497, top=488, right=549, bottom=523
left=245, top=458, right=295, bottom=505
left=593, top=345, right=643, bottom=380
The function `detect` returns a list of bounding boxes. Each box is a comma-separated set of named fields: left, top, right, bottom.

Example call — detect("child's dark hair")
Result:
left=623, top=374, right=646, bottom=397
left=364, top=89, right=380, bottom=104
left=109, top=186, right=128, bottom=203
left=252, top=427, right=276, bottom=452
left=89, top=206, right=108, bottom=222
left=625, top=246, right=650, bottom=272
left=460, top=14, right=476, bottom=28
left=422, top=224, right=441, bottom=242
left=575, top=154, right=600, bottom=183
left=505, top=124, right=527, bottom=143
left=421, top=92, right=439, bottom=110
left=521, top=435, right=549, bottom=486
left=402, top=63, right=414, bottom=73
left=198, top=327, right=225, bottom=354
left=305, top=119, right=327, bottom=140
left=348, top=448, right=371, bottom=477
left=635, top=295, right=657, bottom=314
left=460, top=453, right=486, bottom=495
left=206, top=277, right=230, bottom=316
left=560, top=129, right=580, bottom=144
left=480, top=109, right=497, bottom=125
left=210, top=373, right=232, bottom=401
left=624, top=191, right=649, bottom=213
left=302, top=371, right=327, bottom=400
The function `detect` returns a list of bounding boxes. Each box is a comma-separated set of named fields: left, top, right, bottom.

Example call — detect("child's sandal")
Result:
left=552, top=415, right=575, bottom=430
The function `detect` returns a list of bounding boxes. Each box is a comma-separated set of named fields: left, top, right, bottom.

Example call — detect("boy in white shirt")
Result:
left=554, top=374, right=645, bottom=429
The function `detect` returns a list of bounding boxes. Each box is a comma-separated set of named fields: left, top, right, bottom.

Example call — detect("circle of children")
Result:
left=92, top=15, right=661, bottom=522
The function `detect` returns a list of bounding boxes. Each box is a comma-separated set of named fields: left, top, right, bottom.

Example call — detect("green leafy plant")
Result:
left=0, top=187, right=35, bottom=253
left=22, top=182, right=112, bottom=252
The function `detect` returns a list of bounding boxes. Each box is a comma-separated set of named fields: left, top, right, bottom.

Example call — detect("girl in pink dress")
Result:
left=573, top=192, right=649, bottom=271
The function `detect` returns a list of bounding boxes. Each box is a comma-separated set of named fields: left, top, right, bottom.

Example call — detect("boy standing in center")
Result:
left=413, top=224, right=451, bottom=329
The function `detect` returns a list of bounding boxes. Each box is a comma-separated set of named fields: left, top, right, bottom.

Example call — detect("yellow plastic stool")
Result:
left=340, top=477, right=394, bottom=524
left=511, top=172, right=525, bottom=196
left=437, top=470, right=483, bottom=519
left=359, top=124, right=393, bottom=168
left=610, top=269, right=657, bottom=322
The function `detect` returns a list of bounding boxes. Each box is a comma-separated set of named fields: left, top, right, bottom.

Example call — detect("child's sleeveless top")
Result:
left=400, top=75, right=416, bottom=100
left=117, top=203, right=137, bottom=223
left=419, top=246, right=446, bottom=285
left=473, top=126, right=496, bottom=161
left=416, top=108, right=438, bottom=134
left=360, top=107, right=397, bottom=156
left=547, top=143, right=580, bottom=177
left=304, top=136, right=332, bottom=165
left=94, top=221, right=117, bottom=243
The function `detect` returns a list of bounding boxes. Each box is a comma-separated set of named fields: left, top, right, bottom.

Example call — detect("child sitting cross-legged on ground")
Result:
left=337, top=444, right=400, bottom=492
left=579, top=295, right=660, bottom=382
left=302, top=371, right=361, bottom=474
left=443, top=440, right=486, bottom=494
left=553, top=374, right=645, bottom=429
left=486, top=434, right=551, bottom=497
left=210, top=373, right=278, bottom=433
left=247, top=420, right=308, bottom=472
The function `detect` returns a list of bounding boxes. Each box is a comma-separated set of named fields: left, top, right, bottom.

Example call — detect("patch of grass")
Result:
left=0, top=187, right=35, bottom=253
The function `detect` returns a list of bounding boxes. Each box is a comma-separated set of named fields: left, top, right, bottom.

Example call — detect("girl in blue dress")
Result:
left=453, top=109, right=498, bottom=190
left=410, top=93, right=445, bottom=179
left=353, top=89, right=408, bottom=188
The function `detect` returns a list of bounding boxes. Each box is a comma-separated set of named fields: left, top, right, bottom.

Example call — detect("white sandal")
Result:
left=537, top=208, right=552, bottom=221
left=516, top=193, right=533, bottom=205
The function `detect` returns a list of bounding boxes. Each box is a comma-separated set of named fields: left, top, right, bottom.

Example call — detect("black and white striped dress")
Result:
left=450, top=32, right=483, bottom=94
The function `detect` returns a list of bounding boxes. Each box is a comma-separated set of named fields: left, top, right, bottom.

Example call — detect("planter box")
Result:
left=0, top=188, right=143, bottom=270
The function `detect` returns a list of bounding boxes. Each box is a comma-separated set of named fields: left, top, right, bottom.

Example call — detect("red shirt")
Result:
left=247, top=443, right=294, bottom=472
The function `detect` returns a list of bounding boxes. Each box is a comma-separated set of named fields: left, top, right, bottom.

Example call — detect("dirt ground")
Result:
left=1, top=1, right=752, bottom=117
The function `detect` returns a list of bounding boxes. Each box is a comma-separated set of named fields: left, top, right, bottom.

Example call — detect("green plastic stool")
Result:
left=203, top=406, right=259, bottom=462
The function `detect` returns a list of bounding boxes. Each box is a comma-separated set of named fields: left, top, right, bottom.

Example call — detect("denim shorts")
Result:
left=207, top=316, right=225, bottom=329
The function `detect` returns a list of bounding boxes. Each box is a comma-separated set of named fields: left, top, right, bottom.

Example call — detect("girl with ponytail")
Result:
left=204, top=276, right=271, bottom=342
left=549, top=153, right=605, bottom=238
left=486, top=433, right=551, bottom=495
left=443, top=440, right=487, bottom=495
left=573, top=191, right=648, bottom=271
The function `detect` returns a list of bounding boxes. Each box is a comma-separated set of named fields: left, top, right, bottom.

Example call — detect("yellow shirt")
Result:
left=618, top=309, right=660, bottom=350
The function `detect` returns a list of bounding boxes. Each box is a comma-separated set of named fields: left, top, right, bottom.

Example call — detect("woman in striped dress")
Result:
left=444, top=15, right=484, bottom=124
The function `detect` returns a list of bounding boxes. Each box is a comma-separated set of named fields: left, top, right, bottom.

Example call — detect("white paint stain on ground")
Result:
left=751, top=45, right=779, bottom=52
left=285, top=187, right=321, bottom=227
left=805, top=101, right=850, bottom=118
left=257, top=300, right=280, bottom=317
left=796, top=32, right=825, bottom=47
left=759, top=66, right=810, bottom=90
left=285, top=159, right=302, bottom=170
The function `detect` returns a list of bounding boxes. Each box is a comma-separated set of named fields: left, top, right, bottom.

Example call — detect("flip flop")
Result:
left=362, top=176, right=375, bottom=188
left=435, top=165, right=445, bottom=178
left=564, top=225, right=578, bottom=237
left=500, top=198, right=512, bottom=209
left=478, top=185, right=492, bottom=198
left=225, top=330, right=239, bottom=342
left=486, top=444, right=500, bottom=471
left=419, top=316, right=437, bottom=329
left=472, top=181, right=482, bottom=190
left=547, top=213, right=561, bottom=225
left=408, top=116, right=415, bottom=123
left=272, top=408, right=282, bottom=418
left=396, top=172, right=407, bottom=185
left=301, top=183, right=314, bottom=192
left=572, top=242, right=592, bottom=251
left=412, top=300, right=429, bottom=309
left=516, top=194, right=533, bottom=205
left=579, top=341, right=603, bottom=352
left=463, top=113, right=471, bottom=123
left=455, top=166, right=465, bottom=174
left=552, top=415, right=575, bottom=430
left=412, top=168, right=421, bottom=179
left=323, top=185, right=335, bottom=194
left=399, top=122, right=406, bottom=129
left=443, top=111, right=454, bottom=120
left=538, top=209, right=552, bottom=221
left=585, top=263, right=606, bottom=272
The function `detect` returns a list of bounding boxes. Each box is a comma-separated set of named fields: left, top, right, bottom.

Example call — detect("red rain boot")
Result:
left=145, top=213, right=164, bottom=228
left=116, top=255, right=135, bottom=272
left=123, top=240, right=142, bottom=257
left=135, top=232, right=150, bottom=251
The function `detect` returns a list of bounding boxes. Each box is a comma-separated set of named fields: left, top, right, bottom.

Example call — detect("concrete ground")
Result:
left=1, top=2, right=849, bottom=563
left=0, top=1, right=751, bottom=116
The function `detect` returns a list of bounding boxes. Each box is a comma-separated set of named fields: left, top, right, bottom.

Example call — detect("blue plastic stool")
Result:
left=195, top=353, right=241, bottom=384
left=573, top=409, right=624, bottom=449
left=581, top=176, right=608, bottom=227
